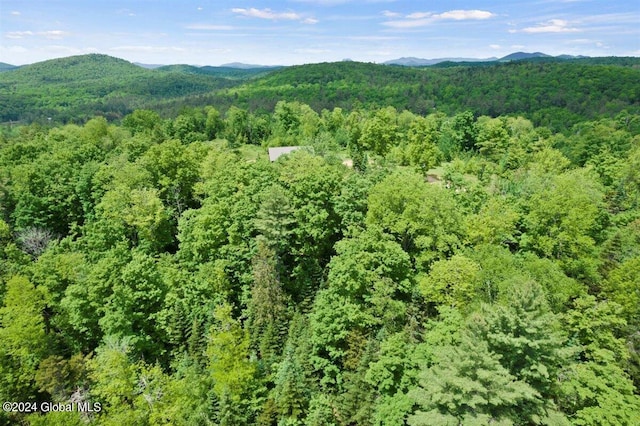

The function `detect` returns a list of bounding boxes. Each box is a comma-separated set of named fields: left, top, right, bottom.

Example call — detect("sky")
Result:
left=1, top=0, right=639, bottom=66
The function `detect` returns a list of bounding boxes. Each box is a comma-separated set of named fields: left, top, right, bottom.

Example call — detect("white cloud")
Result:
left=349, top=35, right=401, bottom=41
left=366, top=49, right=392, bottom=57
left=294, top=48, right=331, bottom=54
left=186, top=24, right=234, bottom=30
left=436, top=10, right=495, bottom=20
left=384, top=19, right=429, bottom=29
left=515, top=19, right=580, bottom=33
left=293, top=0, right=398, bottom=4
left=109, top=46, right=187, bottom=53
left=40, top=30, right=69, bottom=39
left=0, top=45, right=28, bottom=53
left=231, top=7, right=318, bottom=24
left=406, top=12, right=431, bottom=19
left=232, top=8, right=300, bottom=21
left=568, top=38, right=595, bottom=44
left=5, top=31, right=34, bottom=39
left=5, top=30, right=69, bottom=40
left=384, top=9, right=495, bottom=28
left=382, top=10, right=401, bottom=18
left=11, top=11, right=21, bottom=16
left=490, top=44, right=501, bottom=49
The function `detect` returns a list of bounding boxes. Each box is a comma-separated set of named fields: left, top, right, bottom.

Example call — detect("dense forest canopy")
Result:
left=1, top=54, right=639, bottom=132
left=0, top=54, right=639, bottom=425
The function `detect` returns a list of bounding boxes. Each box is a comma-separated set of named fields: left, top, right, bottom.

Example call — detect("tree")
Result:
left=404, top=115, right=443, bottom=173
left=559, top=296, right=640, bottom=425
left=224, top=106, right=251, bottom=147
left=122, top=109, right=162, bottom=136
left=464, top=196, right=520, bottom=247
left=98, top=249, right=168, bottom=360
left=246, top=238, right=290, bottom=362
left=418, top=254, right=481, bottom=310
left=475, top=116, right=510, bottom=162
left=87, top=337, right=145, bottom=425
left=206, top=303, right=258, bottom=425
left=366, top=170, right=463, bottom=269
left=408, top=333, right=541, bottom=426
left=309, top=229, right=412, bottom=393
left=520, top=167, right=605, bottom=280
left=469, top=280, right=570, bottom=422
left=0, top=276, right=48, bottom=403
left=138, top=138, right=204, bottom=219
left=358, top=107, right=400, bottom=156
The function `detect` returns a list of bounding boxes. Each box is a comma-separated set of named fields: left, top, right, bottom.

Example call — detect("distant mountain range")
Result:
left=135, top=61, right=282, bottom=70
left=383, top=52, right=590, bottom=66
left=1, top=52, right=638, bottom=128
left=220, top=62, right=281, bottom=69
left=0, top=62, right=18, bottom=72
left=384, top=56, right=498, bottom=66
left=1, top=52, right=599, bottom=72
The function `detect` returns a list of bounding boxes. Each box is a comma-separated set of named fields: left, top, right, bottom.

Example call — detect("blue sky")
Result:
left=1, top=0, right=638, bottom=65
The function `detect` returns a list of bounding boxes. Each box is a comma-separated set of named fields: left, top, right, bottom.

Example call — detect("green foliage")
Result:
left=559, top=296, right=640, bottom=425
left=0, top=54, right=239, bottom=123
left=0, top=76, right=638, bottom=425
left=207, top=303, right=257, bottom=423
left=98, top=249, right=168, bottom=360
left=520, top=167, right=605, bottom=279
left=408, top=334, right=541, bottom=426
left=419, top=254, right=481, bottom=309
left=0, top=276, right=48, bottom=402
left=366, top=169, right=463, bottom=269
left=471, top=281, right=570, bottom=407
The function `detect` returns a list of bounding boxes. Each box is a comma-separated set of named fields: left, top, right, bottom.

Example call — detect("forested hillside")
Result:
left=0, top=55, right=246, bottom=124
left=0, top=90, right=639, bottom=424
left=1, top=54, right=639, bottom=132
left=216, top=59, right=640, bottom=132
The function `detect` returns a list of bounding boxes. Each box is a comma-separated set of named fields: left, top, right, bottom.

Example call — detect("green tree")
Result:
left=207, top=303, right=258, bottom=425
left=98, top=249, right=168, bottom=360
left=469, top=280, right=570, bottom=422
left=520, top=167, right=605, bottom=280
left=0, top=276, right=48, bottom=403
left=122, top=109, right=162, bottom=136
left=559, top=296, right=640, bottom=425
left=366, top=170, right=463, bottom=269
left=408, top=334, right=541, bottom=426
left=358, top=107, right=400, bottom=156
left=404, top=115, right=443, bottom=173
left=418, top=254, right=481, bottom=309
left=87, top=337, right=145, bottom=426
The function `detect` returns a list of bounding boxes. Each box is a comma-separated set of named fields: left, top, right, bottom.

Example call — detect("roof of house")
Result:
left=268, top=146, right=302, bottom=162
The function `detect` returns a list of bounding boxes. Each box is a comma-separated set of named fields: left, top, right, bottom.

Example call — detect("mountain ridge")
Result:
left=2, top=51, right=611, bottom=70
left=1, top=53, right=638, bottom=128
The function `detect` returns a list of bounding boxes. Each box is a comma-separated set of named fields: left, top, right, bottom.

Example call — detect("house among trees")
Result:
left=268, top=146, right=302, bottom=161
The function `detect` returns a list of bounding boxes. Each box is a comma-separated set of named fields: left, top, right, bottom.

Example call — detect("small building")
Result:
left=268, top=146, right=302, bottom=162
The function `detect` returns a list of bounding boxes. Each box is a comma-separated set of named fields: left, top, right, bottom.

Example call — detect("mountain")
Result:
left=385, top=52, right=594, bottom=67
left=0, top=54, right=244, bottom=123
left=384, top=56, right=497, bottom=66
left=203, top=58, right=639, bottom=132
left=556, top=54, right=590, bottom=60
left=157, top=64, right=281, bottom=79
left=499, top=52, right=552, bottom=61
left=220, top=62, right=280, bottom=69
left=134, top=62, right=165, bottom=69
left=0, top=62, right=18, bottom=72
left=2, top=53, right=638, bottom=132
left=9, top=54, right=148, bottom=83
